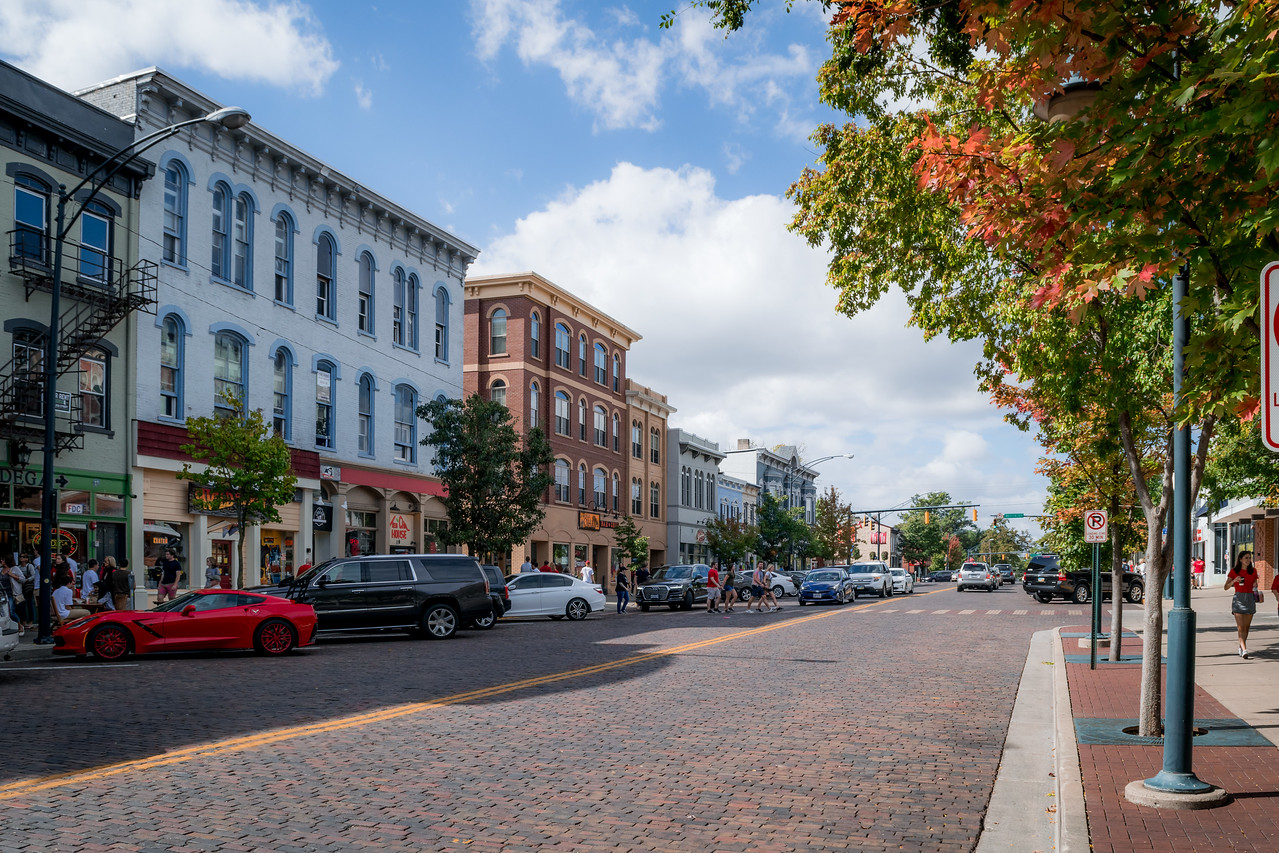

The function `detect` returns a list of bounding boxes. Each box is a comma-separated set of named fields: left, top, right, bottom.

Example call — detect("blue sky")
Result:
left=0, top=0, right=1049, bottom=532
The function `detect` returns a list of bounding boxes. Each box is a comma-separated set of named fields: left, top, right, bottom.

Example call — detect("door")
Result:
left=359, top=559, right=417, bottom=627
left=541, top=574, right=576, bottom=614
left=160, top=593, right=248, bottom=650
left=302, top=559, right=364, bottom=630
left=507, top=574, right=549, bottom=616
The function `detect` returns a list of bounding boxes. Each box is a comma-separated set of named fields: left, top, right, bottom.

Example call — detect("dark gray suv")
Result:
left=637, top=564, right=711, bottom=611
left=253, top=553, right=492, bottom=639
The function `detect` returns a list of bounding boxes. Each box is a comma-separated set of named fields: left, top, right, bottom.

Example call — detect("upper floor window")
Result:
left=211, top=185, right=250, bottom=288
left=554, top=459, right=570, bottom=502
left=555, top=323, right=571, bottom=369
left=578, top=334, right=588, bottom=376
left=213, top=331, right=247, bottom=410
left=593, top=467, right=607, bottom=509
left=162, top=162, right=187, bottom=265
left=13, top=175, right=49, bottom=263
left=680, top=467, right=692, bottom=506
left=315, top=361, right=335, bottom=448
left=358, top=252, right=375, bottom=334
left=578, top=463, right=587, bottom=506
left=650, top=480, right=661, bottom=519
left=160, top=315, right=183, bottom=420
left=431, top=284, right=448, bottom=359
left=316, top=234, right=336, bottom=320
left=491, top=378, right=507, bottom=408
left=694, top=470, right=705, bottom=509
left=631, top=477, right=642, bottom=515
left=530, top=311, right=541, bottom=359
left=394, top=384, right=417, bottom=463
left=650, top=427, right=661, bottom=464
left=632, top=421, right=642, bottom=458
left=490, top=308, right=507, bottom=355
left=273, top=349, right=292, bottom=440
left=578, top=398, right=587, bottom=441
left=529, top=381, right=541, bottom=429
left=593, top=405, right=607, bottom=446
left=358, top=373, right=374, bottom=456
left=12, top=329, right=44, bottom=417
left=612, top=472, right=620, bottom=513
left=594, top=343, right=607, bottom=385
left=554, top=391, right=570, bottom=435
left=78, top=348, right=107, bottom=428
left=231, top=193, right=251, bottom=289
left=211, top=184, right=229, bottom=280
left=612, top=354, right=620, bottom=392
left=273, top=213, right=293, bottom=304
left=611, top=413, right=619, bottom=452
left=79, top=201, right=110, bottom=284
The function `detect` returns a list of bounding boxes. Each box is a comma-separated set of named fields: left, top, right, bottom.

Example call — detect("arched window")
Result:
left=160, top=315, right=184, bottom=420
left=612, top=353, right=620, bottom=392
left=680, top=467, right=692, bottom=506
left=631, top=421, right=642, bottom=458
left=706, top=473, right=716, bottom=508
left=611, top=412, right=619, bottom=452
left=554, top=391, right=570, bottom=435
left=358, top=252, right=375, bottom=334
left=272, top=348, right=292, bottom=440
left=78, top=347, right=108, bottom=428
left=211, top=182, right=230, bottom=280
left=432, top=284, right=449, bottom=359
left=490, top=308, right=507, bottom=355
left=578, top=398, right=587, bottom=441
left=394, top=384, right=417, bottom=463
left=631, top=478, right=642, bottom=515
left=554, top=459, right=570, bottom=502
left=315, top=361, right=335, bottom=448
left=14, top=174, right=50, bottom=262
left=406, top=274, right=420, bottom=350
left=529, top=381, right=541, bottom=429
left=593, top=405, right=607, bottom=446
left=593, top=343, right=607, bottom=384
left=162, top=161, right=188, bottom=265
left=612, top=472, right=620, bottom=512
left=316, top=233, right=336, bottom=320
left=232, top=192, right=252, bottom=289
left=694, top=470, right=704, bottom=509
left=358, top=373, right=375, bottom=455
left=273, top=212, right=293, bottom=304
left=593, top=467, right=607, bottom=508
left=650, top=427, right=661, bottom=464
left=530, top=311, right=542, bottom=359
left=578, top=334, right=588, bottom=376
left=213, top=331, right=247, bottom=410
left=490, top=378, right=507, bottom=407
left=555, top=323, right=571, bottom=368
left=578, top=463, right=588, bottom=505
left=650, top=481, right=661, bottom=519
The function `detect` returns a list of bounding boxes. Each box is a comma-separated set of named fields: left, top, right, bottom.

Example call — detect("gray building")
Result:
left=719, top=439, right=818, bottom=524
left=666, top=427, right=723, bottom=565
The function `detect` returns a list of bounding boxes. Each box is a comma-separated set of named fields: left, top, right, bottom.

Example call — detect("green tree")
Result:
left=178, top=391, right=298, bottom=589
left=977, top=517, right=1034, bottom=570
left=812, top=486, right=854, bottom=563
left=896, top=492, right=976, bottom=571
left=755, top=491, right=807, bottom=567
left=418, top=395, right=554, bottom=562
left=703, top=515, right=757, bottom=567
left=612, top=514, right=650, bottom=569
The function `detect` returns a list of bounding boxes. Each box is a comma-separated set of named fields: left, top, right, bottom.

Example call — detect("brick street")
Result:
left=1, top=585, right=1088, bottom=852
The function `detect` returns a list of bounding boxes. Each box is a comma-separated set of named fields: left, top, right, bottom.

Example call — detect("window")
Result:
left=358, top=374, right=374, bottom=455
left=695, top=470, right=704, bottom=509
left=578, top=463, right=587, bottom=506
left=490, top=308, right=507, bottom=355
left=490, top=378, right=507, bottom=408
left=160, top=316, right=183, bottom=419
left=555, top=323, right=571, bottom=368
left=79, top=201, right=110, bottom=283
left=232, top=193, right=251, bottom=289
left=78, top=349, right=107, bottom=428
left=554, top=459, right=570, bottom=502
left=578, top=398, right=587, bottom=441
left=594, top=343, right=607, bottom=384
left=594, top=468, right=606, bottom=509
left=650, top=481, right=661, bottom=519
left=612, top=472, right=619, bottom=513
left=394, top=269, right=418, bottom=348
left=13, top=329, right=43, bottom=416
left=612, top=354, right=620, bottom=392
left=632, top=421, right=641, bottom=458
left=611, top=413, right=619, bottom=452
left=650, top=427, right=661, bottom=464
left=315, top=362, right=334, bottom=448
left=273, top=349, right=292, bottom=439
left=211, top=183, right=229, bottom=280
left=529, top=381, right=541, bottom=429
left=394, top=385, right=417, bottom=463
left=406, top=274, right=420, bottom=350
left=578, top=334, right=587, bottom=376
left=431, top=284, right=448, bottom=359
left=593, top=405, right=606, bottom=446
left=162, top=162, right=187, bottom=265
left=681, top=467, right=692, bottom=506
left=631, top=478, right=642, bottom=515
left=530, top=311, right=541, bottom=359
left=14, top=175, right=49, bottom=262
left=316, top=233, right=336, bottom=320
left=213, top=332, right=246, bottom=409
left=358, top=252, right=375, bottom=334
left=554, top=391, right=570, bottom=435
left=273, top=213, right=293, bottom=304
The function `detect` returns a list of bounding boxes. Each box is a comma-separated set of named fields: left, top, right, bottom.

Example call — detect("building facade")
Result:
left=78, top=68, right=477, bottom=587
left=624, top=379, right=672, bottom=569
left=667, top=428, right=723, bottom=565
left=462, top=271, right=641, bottom=574
left=720, top=439, right=819, bottom=524
left=0, top=60, right=154, bottom=577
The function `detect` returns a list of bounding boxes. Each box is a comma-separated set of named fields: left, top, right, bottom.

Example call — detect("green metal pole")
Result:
left=1090, top=541, right=1101, bottom=669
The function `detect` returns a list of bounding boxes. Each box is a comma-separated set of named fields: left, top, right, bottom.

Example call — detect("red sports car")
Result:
left=54, top=589, right=318, bottom=660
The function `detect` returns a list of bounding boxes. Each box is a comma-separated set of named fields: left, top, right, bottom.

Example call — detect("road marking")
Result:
left=959, top=609, right=976, bottom=614
left=986, top=610, right=1002, bottom=615
left=1013, top=610, right=1028, bottom=615
left=932, top=609, right=950, bottom=614
left=906, top=609, right=925, bottom=614
left=1, top=597, right=914, bottom=799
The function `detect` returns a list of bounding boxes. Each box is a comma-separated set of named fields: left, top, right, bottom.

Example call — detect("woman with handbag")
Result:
left=1225, top=550, right=1259, bottom=659
left=2, top=555, right=25, bottom=636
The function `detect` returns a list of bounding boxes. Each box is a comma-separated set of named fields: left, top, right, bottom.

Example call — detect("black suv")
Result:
left=253, top=553, right=492, bottom=639
left=1021, top=554, right=1145, bottom=605
left=473, top=565, right=512, bottom=629
left=638, top=564, right=711, bottom=611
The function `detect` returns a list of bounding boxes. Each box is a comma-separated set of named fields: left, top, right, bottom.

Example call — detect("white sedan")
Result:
left=766, top=571, right=797, bottom=598
left=503, top=573, right=606, bottom=620
left=889, top=567, right=915, bottom=594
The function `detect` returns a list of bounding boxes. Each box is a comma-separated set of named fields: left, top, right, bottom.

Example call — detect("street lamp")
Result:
left=33, top=106, right=251, bottom=643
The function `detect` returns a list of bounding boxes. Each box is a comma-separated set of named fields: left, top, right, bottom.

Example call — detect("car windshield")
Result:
left=654, top=566, right=692, bottom=580
left=890, top=569, right=904, bottom=575
left=850, top=566, right=880, bottom=574
left=807, top=571, right=841, bottom=582
left=152, top=591, right=205, bottom=612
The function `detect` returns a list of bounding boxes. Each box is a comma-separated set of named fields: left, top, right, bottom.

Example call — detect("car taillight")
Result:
left=501, top=585, right=510, bottom=600
left=1058, top=572, right=1067, bottom=582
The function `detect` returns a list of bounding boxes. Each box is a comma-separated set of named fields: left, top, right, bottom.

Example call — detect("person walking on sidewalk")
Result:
left=705, top=563, right=721, bottom=613
left=614, top=566, right=630, bottom=614
left=1225, top=550, right=1259, bottom=658
left=110, top=558, right=132, bottom=611
left=722, top=564, right=737, bottom=613
left=156, top=549, right=183, bottom=603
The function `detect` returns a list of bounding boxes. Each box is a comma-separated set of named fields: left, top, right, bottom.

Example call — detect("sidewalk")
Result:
left=984, top=584, right=1279, bottom=853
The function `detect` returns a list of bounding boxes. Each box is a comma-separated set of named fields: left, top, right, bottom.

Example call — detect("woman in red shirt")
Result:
left=1225, top=551, right=1258, bottom=658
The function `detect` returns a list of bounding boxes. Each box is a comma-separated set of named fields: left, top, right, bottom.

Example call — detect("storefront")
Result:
left=0, top=464, right=130, bottom=567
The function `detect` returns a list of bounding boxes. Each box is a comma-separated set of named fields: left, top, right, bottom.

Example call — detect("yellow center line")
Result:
left=1, top=592, right=919, bottom=797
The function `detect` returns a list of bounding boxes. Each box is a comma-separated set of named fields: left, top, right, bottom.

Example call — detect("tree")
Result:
left=755, top=491, right=807, bottom=567
left=812, top=486, right=854, bottom=562
left=896, top=492, right=977, bottom=571
left=978, top=517, right=1034, bottom=570
left=177, top=391, right=298, bottom=589
left=704, top=515, right=757, bottom=567
left=418, top=394, right=554, bottom=562
left=612, top=514, right=650, bottom=569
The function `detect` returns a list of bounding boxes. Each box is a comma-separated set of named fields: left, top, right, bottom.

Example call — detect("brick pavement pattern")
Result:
left=1, top=587, right=1065, bottom=851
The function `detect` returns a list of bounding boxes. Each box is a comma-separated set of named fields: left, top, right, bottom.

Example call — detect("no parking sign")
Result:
left=1084, top=510, right=1108, bottom=543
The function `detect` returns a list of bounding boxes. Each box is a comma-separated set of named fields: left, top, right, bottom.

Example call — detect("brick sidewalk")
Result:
left=1061, top=624, right=1279, bottom=852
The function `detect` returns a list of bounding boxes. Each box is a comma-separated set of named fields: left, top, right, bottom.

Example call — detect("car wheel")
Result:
left=89, top=624, right=131, bottom=661
left=1035, top=591, right=1053, bottom=604
left=470, top=609, right=497, bottom=630
left=798, top=599, right=807, bottom=606
left=566, top=598, right=590, bottom=621
left=1126, top=583, right=1145, bottom=604
left=878, top=585, right=887, bottom=598
left=682, top=592, right=694, bottom=611
left=1072, top=584, right=1090, bottom=604
left=772, top=585, right=785, bottom=599
left=639, top=603, right=650, bottom=612
left=420, top=603, right=459, bottom=639
left=254, top=618, right=297, bottom=655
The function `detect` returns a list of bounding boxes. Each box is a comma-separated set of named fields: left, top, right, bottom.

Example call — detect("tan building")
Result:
left=624, top=380, right=672, bottom=568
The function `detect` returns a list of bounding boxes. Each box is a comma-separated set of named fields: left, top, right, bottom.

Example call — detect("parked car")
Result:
left=766, top=570, right=797, bottom=598
left=53, top=589, right=318, bottom=660
left=994, top=564, right=1016, bottom=585
left=0, top=593, right=18, bottom=660
left=1021, top=554, right=1145, bottom=604
left=252, top=553, right=492, bottom=640
left=889, top=567, right=914, bottom=594
left=473, top=564, right=512, bottom=629
left=927, top=570, right=954, bottom=583
left=846, top=562, right=892, bottom=598
left=957, top=561, right=997, bottom=593
left=798, top=568, right=855, bottom=605
left=638, top=564, right=711, bottom=611
left=503, top=572, right=605, bottom=620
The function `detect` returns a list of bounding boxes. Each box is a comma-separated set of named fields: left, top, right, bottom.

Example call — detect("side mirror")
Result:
left=182, top=604, right=197, bottom=617
left=316, top=578, right=328, bottom=588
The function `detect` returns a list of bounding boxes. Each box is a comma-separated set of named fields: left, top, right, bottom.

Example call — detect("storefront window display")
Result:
left=553, top=543, right=569, bottom=572
left=260, top=530, right=295, bottom=584
left=573, top=544, right=588, bottom=573
left=144, top=522, right=189, bottom=589
left=347, top=510, right=377, bottom=556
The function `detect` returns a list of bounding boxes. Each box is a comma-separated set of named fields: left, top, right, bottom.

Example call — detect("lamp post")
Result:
left=34, top=106, right=251, bottom=643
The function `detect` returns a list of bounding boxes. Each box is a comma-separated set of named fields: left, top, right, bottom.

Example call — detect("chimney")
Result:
left=737, top=439, right=751, bottom=451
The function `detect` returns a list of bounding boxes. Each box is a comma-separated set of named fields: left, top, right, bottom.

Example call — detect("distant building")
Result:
left=720, top=439, right=818, bottom=524
left=625, top=380, right=672, bottom=568
left=667, top=428, right=723, bottom=565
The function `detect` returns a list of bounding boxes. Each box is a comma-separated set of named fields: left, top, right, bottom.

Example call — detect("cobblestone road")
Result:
left=1, top=585, right=1085, bottom=851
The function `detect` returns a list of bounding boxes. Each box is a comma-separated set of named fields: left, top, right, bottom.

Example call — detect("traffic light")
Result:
left=972, top=508, right=978, bottom=522
left=923, top=511, right=930, bottom=524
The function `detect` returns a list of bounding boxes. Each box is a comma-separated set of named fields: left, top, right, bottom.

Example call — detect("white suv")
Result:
left=957, top=561, right=997, bottom=593
left=847, top=562, right=892, bottom=598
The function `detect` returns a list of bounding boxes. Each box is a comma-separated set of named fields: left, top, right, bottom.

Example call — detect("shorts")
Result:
left=751, top=585, right=765, bottom=598
left=158, top=581, right=179, bottom=600
left=707, top=587, right=720, bottom=601
left=1232, top=592, right=1257, bottom=615
left=722, top=585, right=734, bottom=595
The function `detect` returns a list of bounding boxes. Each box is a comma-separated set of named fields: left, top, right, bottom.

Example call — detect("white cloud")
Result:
left=354, top=81, right=372, bottom=110
left=0, top=0, right=338, bottom=94
left=472, top=162, right=1048, bottom=516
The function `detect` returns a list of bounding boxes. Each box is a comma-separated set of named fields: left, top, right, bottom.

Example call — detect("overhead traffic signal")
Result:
left=923, top=511, right=930, bottom=524
left=972, top=508, right=978, bottom=522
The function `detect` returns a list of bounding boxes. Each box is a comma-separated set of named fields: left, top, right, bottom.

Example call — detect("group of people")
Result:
left=2, top=550, right=135, bottom=634
left=704, top=562, right=785, bottom=615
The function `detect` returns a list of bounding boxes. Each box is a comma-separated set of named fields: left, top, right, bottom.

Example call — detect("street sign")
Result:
left=1003, top=513, right=1025, bottom=518
left=1263, top=261, right=1279, bottom=450
left=1084, top=509, right=1108, bottom=543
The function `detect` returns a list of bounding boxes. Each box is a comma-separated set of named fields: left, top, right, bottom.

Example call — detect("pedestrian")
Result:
left=80, top=559, right=100, bottom=602
left=156, top=549, right=183, bottom=603
left=722, top=564, right=737, bottom=613
left=581, top=560, right=595, bottom=584
left=110, top=558, right=132, bottom=611
left=1136, top=556, right=1147, bottom=576
left=2, top=555, right=26, bottom=636
left=520, top=557, right=535, bottom=573
left=539, top=561, right=554, bottom=573
left=18, top=552, right=36, bottom=628
left=615, top=565, right=630, bottom=614
left=60, top=549, right=78, bottom=579
left=1192, top=556, right=1205, bottom=589
left=1225, top=550, right=1258, bottom=659
left=52, top=555, right=73, bottom=592
left=746, top=563, right=768, bottom=613
left=97, top=556, right=117, bottom=611
left=633, top=563, right=650, bottom=593
left=204, top=557, right=220, bottom=588
left=761, top=564, right=782, bottom=612
left=706, top=562, right=722, bottom=613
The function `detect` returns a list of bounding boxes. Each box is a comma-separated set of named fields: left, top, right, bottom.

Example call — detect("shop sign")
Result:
left=578, top=511, right=601, bottom=531
left=0, top=467, right=41, bottom=487
left=389, top=513, right=412, bottom=545
left=29, top=527, right=78, bottom=556
left=312, top=504, right=333, bottom=532
left=600, top=519, right=618, bottom=529
left=319, top=465, right=341, bottom=481
left=54, top=390, right=73, bottom=412
left=187, top=483, right=238, bottom=518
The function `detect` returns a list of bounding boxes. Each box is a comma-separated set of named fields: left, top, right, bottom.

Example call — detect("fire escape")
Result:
left=1, top=228, right=156, bottom=455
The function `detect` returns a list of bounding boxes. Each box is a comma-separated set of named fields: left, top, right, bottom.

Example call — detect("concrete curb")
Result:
left=1052, top=626, right=1089, bottom=853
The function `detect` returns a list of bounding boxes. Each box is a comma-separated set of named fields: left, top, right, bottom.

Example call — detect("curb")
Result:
left=1052, top=626, right=1089, bottom=852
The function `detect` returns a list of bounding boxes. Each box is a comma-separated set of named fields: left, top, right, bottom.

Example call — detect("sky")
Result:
left=0, top=0, right=1048, bottom=532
